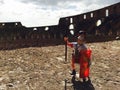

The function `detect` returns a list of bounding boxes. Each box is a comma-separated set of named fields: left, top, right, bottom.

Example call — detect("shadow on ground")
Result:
left=72, top=76, right=95, bottom=90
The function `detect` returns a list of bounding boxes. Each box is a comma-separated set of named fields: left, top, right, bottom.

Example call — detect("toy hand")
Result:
left=64, top=37, right=68, bottom=42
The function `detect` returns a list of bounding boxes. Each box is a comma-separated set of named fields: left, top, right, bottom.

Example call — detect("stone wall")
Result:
left=0, top=2, right=119, bottom=50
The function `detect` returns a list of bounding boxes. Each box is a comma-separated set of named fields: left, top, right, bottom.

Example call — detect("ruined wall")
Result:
left=0, top=22, right=65, bottom=49
left=0, top=2, right=120, bottom=50
left=59, top=2, right=120, bottom=37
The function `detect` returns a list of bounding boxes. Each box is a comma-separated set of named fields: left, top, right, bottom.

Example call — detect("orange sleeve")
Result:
left=67, top=42, right=73, bottom=48
left=86, top=49, right=92, bottom=59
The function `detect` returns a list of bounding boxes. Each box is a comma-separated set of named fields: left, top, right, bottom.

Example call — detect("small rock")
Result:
left=0, top=84, right=6, bottom=90
left=56, top=57, right=64, bottom=61
left=7, top=83, right=14, bottom=87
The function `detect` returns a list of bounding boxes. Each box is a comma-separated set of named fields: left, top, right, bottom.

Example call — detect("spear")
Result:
left=65, top=39, right=67, bottom=62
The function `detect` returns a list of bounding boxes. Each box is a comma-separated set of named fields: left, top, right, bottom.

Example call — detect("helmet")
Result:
left=78, top=30, right=86, bottom=35
left=77, top=36, right=84, bottom=40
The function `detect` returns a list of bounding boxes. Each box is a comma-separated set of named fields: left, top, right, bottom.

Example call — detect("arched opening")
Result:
left=42, top=34, right=45, bottom=39
left=91, top=13, right=93, bottom=18
left=84, top=15, right=86, bottom=19
left=45, top=27, right=49, bottom=31
left=95, top=29, right=100, bottom=36
left=2, top=23, right=5, bottom=26
left=25, top=36, right=28, bottom=39
left=31, top=35, right=34, bottom=39
left=70, top=18, right=73, bottom=23
left=69, top=24, right=74, bottom=35
left=33, top=27, right=37, bottom=31
left=48, top=34, right=51, bottom=39
left=60, top=33, right=63, bottom=39
left=106, top=9, right=109, bottom=17
left=69, top=24, right=74, bottom=30
left=96, top=20, right=102, bottom=26
left=13, top=36, right=16, bottom=40
left=66, top=18, right=68, bottom=21
left=37, top=35, right=39, bottom=39
left=54, top=34, right=56, bottom=39
left=108, top=30, right=112, bottom=36
left=70, top=30, right=74, bottom=35
left=116, top=30, right=120, bottom=36
left=15, top=23, right=18, bottom=26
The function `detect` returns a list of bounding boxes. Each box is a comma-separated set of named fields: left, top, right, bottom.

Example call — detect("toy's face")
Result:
left=77, top=35, right=84, bottom=45
left=77, top=39, right=83, bottom=45
left=80, top=34, right=85, bottom=37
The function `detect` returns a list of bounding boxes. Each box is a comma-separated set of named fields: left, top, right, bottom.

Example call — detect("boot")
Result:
left=71, top=69, right=76, bottom=75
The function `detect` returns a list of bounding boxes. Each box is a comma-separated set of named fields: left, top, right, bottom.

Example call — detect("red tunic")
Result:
left=79, top=49, right=91, bottom=78
left=67, top=42, right=92, bottom=78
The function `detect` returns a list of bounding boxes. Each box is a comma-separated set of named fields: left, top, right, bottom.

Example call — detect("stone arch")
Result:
left=84, top=14, right=86, bottom=19
left=70, top=18, right=73, bottom=23
left=69, top=24, right=74, bottom=35
left=45, top=27, right=49, bottom=31
left=96, top=19, right=102, bottom=27
left=106, top=9, right=109, bottom=17
left=91, top=13, right=93, bottom=18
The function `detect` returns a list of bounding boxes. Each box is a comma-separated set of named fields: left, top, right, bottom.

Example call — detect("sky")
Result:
left=0, top=0, right=119, bottom=27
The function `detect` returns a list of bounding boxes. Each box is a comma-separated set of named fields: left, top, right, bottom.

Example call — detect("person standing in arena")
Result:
left=64, top=31, right=92, bottom=82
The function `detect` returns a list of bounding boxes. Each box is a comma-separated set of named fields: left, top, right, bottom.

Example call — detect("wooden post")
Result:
left=64, top=79, right=67, bottom=90
left=65, top=41, right=67, bottom=62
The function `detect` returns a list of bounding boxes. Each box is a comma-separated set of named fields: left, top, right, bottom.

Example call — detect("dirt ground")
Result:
left=0, top=40, right=120, bottom=90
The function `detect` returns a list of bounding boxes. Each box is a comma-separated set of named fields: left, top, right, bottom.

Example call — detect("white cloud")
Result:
left=0, top=0, right=119, bottom=27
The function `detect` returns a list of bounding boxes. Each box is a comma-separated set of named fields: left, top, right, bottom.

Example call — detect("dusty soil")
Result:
left=0, top=40, right=120, bottom=90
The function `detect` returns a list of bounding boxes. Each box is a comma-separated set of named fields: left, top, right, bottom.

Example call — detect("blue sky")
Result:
left=0, top=0, right=119, bottom=27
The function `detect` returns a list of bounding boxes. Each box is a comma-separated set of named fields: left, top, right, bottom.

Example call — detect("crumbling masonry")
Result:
left=0, top=2, right=120, bottom=49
